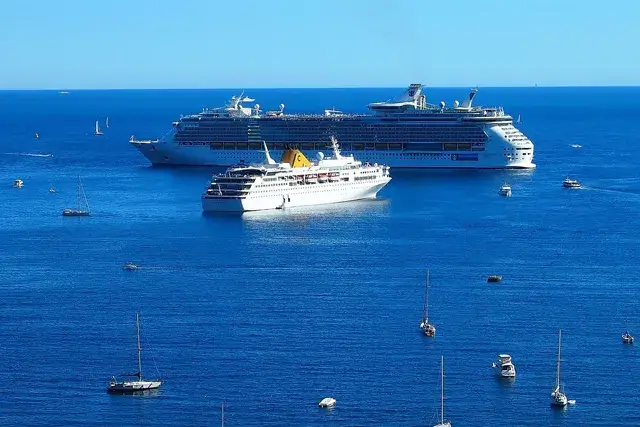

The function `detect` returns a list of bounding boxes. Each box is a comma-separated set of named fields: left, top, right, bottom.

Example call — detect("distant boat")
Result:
left=123, top=262, right=139, bottom=271
left=59, top=91, right=70, bottom=95
left=49, top=185, right=55, bottom=193
left=94, top=120, right=103, bottom=136
left=106, top=117, right=109, bottom=129
left=107, top=312, right=163, bottom=394
left=562, top=178, right=581, bottom=189
left=318, top=397, right=336, bottom=408
left=570, top=144, right=582, bottom=148
left=62, top=176, right=90, bottom=216
left=487, top=275, right=502, bottom=283
left=492, top=354, right=516, bottom=378
left=515, top=114, right=522, bottom=124
left=419, top=269, right=436, bottom=337
left=550, top=329, right=574, bottom=406
left=498, top=183, right=512, bottom=197
left=34, top=133, right=39, bottom=139
left=433, top=356, right=451, bottom=427
left=622, top=331, right=634, bottom=344
left=13, top=179, right=24, bottom=188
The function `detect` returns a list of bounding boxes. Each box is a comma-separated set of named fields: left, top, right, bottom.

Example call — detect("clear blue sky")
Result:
left=1, top=0, right=638, bottom=89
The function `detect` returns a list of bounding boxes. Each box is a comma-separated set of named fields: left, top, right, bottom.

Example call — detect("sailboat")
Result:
left=420, top=269, right=436, bottom=337
left=94, top=119, right=103, bottom=135
left=62, top=176, right=90, bottom=216
left=516, top=114, right=522, bottom=124
left=550, top=329, right=573, bottom=406
left=107, top=312, right=162, bottom=394
left=433, top=356, right=451, bottom=427
left=105, top=116, right=109, bottom=129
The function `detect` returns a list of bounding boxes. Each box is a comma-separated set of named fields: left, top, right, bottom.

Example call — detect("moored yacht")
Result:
left=622, top=331, right=634, bottom=344
left=202, top=137, right=391, bottom=212
left=550, top=329, right=573, bottom=407
left=13, top=179, right=23, bottom=188
left=492, top=354, right=516, bottom=378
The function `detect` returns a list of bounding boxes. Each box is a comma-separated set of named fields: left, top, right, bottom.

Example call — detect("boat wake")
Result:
left=3, top=152, right=53, bottom=158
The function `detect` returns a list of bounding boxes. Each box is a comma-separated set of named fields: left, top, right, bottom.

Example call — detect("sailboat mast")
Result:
left=440, top=355, right=444, bottom=425
left=136, top=312, right=142, bottom=379
left=221, top=403, right=225, bottom=427
left=556, top=329, right=562, bottom=389
left=76, top=176, right=81, bottom=210
left=425, top=270, right=430, bottom=322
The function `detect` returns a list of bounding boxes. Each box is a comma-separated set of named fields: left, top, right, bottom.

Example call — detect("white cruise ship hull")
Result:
left=202, top=179, right=390, bottom=212
left=134, top=140, right=534, bottom=169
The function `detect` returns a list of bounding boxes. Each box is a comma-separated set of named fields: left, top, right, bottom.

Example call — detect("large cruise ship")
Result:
left=131, top=84, right=535, bottom=169
left=202, top=138, right=391, bottom=212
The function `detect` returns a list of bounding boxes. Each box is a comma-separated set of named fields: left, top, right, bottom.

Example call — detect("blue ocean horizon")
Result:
left=1, top=87, right=640, bottom=426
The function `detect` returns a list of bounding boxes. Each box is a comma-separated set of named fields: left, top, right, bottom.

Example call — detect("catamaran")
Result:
left=420, top=270, right=436, bottom=337
left=62, top=176, right=90, bottom=216
left=107, top=312, right=162, bottom=394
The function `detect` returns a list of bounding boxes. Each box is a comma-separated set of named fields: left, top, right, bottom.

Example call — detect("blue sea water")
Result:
left=1, top=87, right=640, bottom=426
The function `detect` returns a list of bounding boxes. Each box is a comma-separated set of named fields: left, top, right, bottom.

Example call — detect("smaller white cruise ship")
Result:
left=202, top=137, right=391, bottom=212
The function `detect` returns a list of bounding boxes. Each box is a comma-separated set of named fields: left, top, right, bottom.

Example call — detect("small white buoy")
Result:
left=318, top=397, right=336, bottom=408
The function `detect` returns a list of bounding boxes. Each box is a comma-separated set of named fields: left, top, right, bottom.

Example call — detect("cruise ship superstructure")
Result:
left=131, top=84, right=535, bottom=169
left=201, top=137, right=391, bottom=212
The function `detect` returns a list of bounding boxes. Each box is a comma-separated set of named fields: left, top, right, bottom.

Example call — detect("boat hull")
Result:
left=107, top=380, right=162, bottom=394
left=202, top=178, right=390, bottom=213
left=62, top=209, right=90, bottom=217
left=132, top=139, right=535, bottom=170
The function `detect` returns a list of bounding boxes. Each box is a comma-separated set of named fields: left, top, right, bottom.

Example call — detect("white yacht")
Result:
left=498, top=183, right=512, bottom=197
left=622, top=331, right=634, bottom=344
left=123, top=262, right=139, bottom=271
left=433, top=356, right=451, bottom=427
left=492, top=354, right=516, bottom=378
left=13, top=179, right=23, bottom=188
left=94, top=120, right=103, bottom=136
left=318, top=397, right=336, bottom=408
left=550, top=329, right=570, bottom=407
left=107, top=313, right=162, bottom=394
left=562, top=178, right=581, bottom=188
left=202, top=137, right=391, bottom=212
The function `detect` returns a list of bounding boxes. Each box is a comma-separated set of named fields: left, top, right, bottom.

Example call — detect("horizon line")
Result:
left=1, top=84, right=640, bottom=91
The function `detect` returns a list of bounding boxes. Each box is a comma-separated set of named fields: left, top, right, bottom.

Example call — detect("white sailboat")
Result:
left=433, top=356, right=451, bottom=427
left=420, top=269, right=436, bottom=337
left=62, top=176, right=90, bottom=216
left=94, top=119, right=103, bottom=135
left=105, top=116, right=109, bottom=129
left=107, top=312, right=162, bottom=394
left=516, top=114, right=522, bottom=124
left=550, top=329, right=574, bottom=406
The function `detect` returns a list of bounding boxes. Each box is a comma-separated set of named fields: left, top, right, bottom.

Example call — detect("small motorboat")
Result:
left=498, top=183, right=512, bottom=197
left=562, top=178, right=581, bottom=188
left=13, top=179, right=24, bottom=188
left=318, top=397, right=336, bottom=408
left=487, top=275, right=502, bottom=283
left=492, top=354, right=516, bottom=378
left=49, top=187, right=55, bottom=193
left=122, top=262, right=139, bottom=271
left=622, top=331, right=634, bottom=344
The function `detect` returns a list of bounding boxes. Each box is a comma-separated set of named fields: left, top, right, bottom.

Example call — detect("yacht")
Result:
left=62, top=176, right=90, bottom=216
left=130, top=85, right=535, bottom=170
left=622, top=331, right=634, bottom=344
left=498, top=183, right=512, bottom=197
left=492, top=354, right=516, bottom=378
left=318, top=397, right=336, bottom=408
left=420, top=269, right=436, bottom=337
left=202, top=137, right=391, bottom=212
left=433, top=356, right=452, bottom=427
left=550, top=329, right=571, bottom=407
left=107, top=313, right=162, bottom=394
left=13, top=179, right=23, bottom=188
left=562, top=178, right=581, bottom=188
left=487, top=275, right=502, bottom=283
left=122, top=262, right=139, bottom=271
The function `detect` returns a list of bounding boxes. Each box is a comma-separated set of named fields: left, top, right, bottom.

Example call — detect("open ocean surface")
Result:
left=1, top=87, right=640, bottom=426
